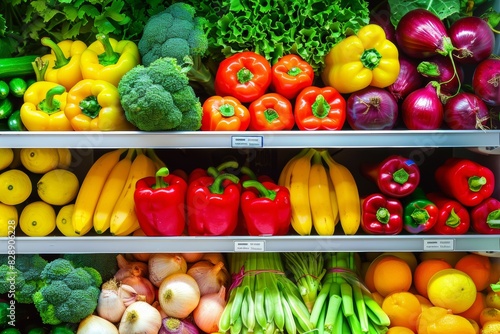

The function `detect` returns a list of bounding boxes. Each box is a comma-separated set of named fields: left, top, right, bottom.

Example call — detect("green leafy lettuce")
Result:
left=184, top=0, right=370, bottom=74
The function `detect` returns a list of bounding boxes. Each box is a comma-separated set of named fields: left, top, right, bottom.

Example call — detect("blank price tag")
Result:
left=423, top=239, right=454, bottom=251
left=234, top=241, right=266, bottom=252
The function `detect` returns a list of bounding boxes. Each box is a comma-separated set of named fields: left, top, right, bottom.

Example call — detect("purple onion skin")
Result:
left=160, top=317, right=199, bottom=334
left=472, top=58, right=500, bottom=107
left=417, top=56, right=464, bottom=96
left=395, top=9, right=452, bottom=58
left=444, top=92, right=490, bottom=130
left=402, top=83, right=444, bottom=130
left=449, top=16, right=495, bottom=64
left=346, top=87, right=399, bottom=130
left=387, top=56, right=424, bottom=101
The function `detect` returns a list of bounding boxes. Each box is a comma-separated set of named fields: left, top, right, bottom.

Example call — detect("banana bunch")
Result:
left=278, top=148, right=360, bottom=236
left=72, top=148, right=158, bottom=236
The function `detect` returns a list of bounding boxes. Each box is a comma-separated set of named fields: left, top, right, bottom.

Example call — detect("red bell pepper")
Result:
left=403, top=188, right=439, bottom=234
left=270, top=54, right=314, bottom=100
left=361, top=155, right=420, bottom=198
left=426, top=192, right=470, bottom=235
left=435, top=158, right=495, bottom=207
left=201, top=95, right=250, bottom=131
left=214, top=51, right=271, bottom=103
left=240, top=180, right=292, bottom=236
left=134, top=167, right=187, bottom=236
left=470, top=197, right=500, bottom=234
left=188, top=160, right=239, bottom=184
left=248, top=93, right=295, bottom=130
left=294, top=86, right=346, bottom=130
left=187, top=172, right=240, bottom=236
left=361, top=193, right=403, bottom=235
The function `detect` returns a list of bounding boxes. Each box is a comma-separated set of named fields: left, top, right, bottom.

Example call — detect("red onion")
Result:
left=443, top=92, right=490, bottom=130
left=159, top=317, right=199, bottom=334
left=449, top=16, right=495, bottom=64
left=417, top=56, right=464, bottom=97
left=395, top=8, right=455, bottom=59
left=387, top=56, right=424, bottom=101
left=346, top=87, right=399, bottom=130
left=472, top=58, right=500, bottom=107
left=402, top=83, right=444, bottom=130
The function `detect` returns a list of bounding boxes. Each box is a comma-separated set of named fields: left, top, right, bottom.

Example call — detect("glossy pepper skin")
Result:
left=427, top=192, right=470, bottom=235
left=435, top=158, right=495, bottom=207
left=271, top=54, right=314, bottom=100
left=240, top=180, right=291, bottom=236
left=20, top=81, right=73, bottom=131
left=187, top=173, right=240, bottom=236
left=322, top=24, right=400, bottom=94
left=361, top=193, right=403, bottom=235
left=362, top=155, right=420, bottom=198
left=248, top=93, right=295, bottom=130
left=40, top=38, right=87, bottom=91
left=214, top=51, right=271, bottom=103
left=403, top=188, right=439, bottom=233
left=134, top=167, right=187, bottom=236
left=201, top=95, right=250, bottom=131
left=80, top=34, right=141, bottom=87
left=470, top=197, right=500, bottom=234
left=64, top=79, right=135, bottom=131
left=294, top=86, right=346, bottom=130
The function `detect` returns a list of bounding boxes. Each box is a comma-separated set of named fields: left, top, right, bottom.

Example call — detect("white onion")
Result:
left=149, top=253, right=187, bottom=287
left=158, top=273, right=200, bottom=319
left=119, top=301, right=162, bottom=334
left=193, top=286, right=227, bottom=333
left=77, top=314, right=119, bottom=333
left=187, top=260, right=230, bottom=296
left=96, top=279, right=127, bottom=323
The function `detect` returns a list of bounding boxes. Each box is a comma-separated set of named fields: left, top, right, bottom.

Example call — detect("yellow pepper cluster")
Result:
left=20, top=35, right=140, bottom=131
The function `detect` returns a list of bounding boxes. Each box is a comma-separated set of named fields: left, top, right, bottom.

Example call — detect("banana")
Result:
left=286, top=148, right=315, bottom=236
left=56, top=148, right=72, bottom=169
left=320, top=150, right=360, bottom=235
left=278, top=148, right=310, bottom=188
left=72, top=148, right=126, bottom=235
left=93, top=148, right=135, bottom=234
left=109, top=149, right=156, bottom=236
left=308, top=150, right=338, bottom=236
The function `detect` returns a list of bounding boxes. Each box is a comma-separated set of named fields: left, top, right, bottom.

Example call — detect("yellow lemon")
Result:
left=427, top=268, right=477, bottom=314
left=37, top=169, right=79, bottom=206
left=0, top=148, right=14, bottom=171
left=0, top=169, right=32, bottom=205
left=20, top=148, right=59, bottom=174
left=0, top=203, right=18, bottom=237
left=56, top=204, right=79, bottom=237
left=56, top=148, right=72, bottom=169
left=20, top=201, right=56, bottom=237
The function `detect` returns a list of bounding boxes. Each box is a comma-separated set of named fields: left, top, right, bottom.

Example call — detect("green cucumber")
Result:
left=0, top=81, right=9, bottom=99
left=0, top=98, right=13, bottom=119
left=8, top=78, right=28, bottom=98
left=0, top=55, right=38, bottom=79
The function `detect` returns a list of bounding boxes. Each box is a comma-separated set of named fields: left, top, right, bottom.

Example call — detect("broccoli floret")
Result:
left=118, top=57, right=202, bottom=131
left=0, top=264, right=21, bottom=295
left=138, top=2, right=214, bottom=95
left=33, top=259, right=101, bottom=325
left=14, top=254, right=48, bottom=281
left=63, top=253, right=119, bottom=282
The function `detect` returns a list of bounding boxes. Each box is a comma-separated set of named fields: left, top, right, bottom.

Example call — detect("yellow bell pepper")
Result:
left=64, top=79, right=136, bottom=131
left=80, top=34, right=141, bottom=87
left=41, top=38, right=87, bottom=91
left=20, top=81, right=73, bottom=131
left=322, top=24, right=400, bottom=94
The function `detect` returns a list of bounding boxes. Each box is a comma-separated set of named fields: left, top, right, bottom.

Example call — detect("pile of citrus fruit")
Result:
left=0, top=148, right=80, bottom=237
left=362, top=251, right=500, bottom=333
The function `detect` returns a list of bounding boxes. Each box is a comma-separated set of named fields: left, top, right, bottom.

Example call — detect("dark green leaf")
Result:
left=388, top=0, right=461, bottom=27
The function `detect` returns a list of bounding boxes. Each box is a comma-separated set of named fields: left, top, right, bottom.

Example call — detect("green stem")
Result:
left=468, top=175, right=486, bottom=192
left=287, top=66, right=302, bottom=76
left=392, top=167, right=409, bottom=185
left=311, top=94, right=331, bottom=119
left=37, top=85, right=65, bottom=114
left=41, top=37, right=70, bottom=69
left=445, top=208, right=461, bottom=228
left=360, top=48, right=382, bottom=70
left=208, top=173, right=239, bottom=194
left=411, top=208, right=430, bottom=225
left=219, top=103, right=235, bottom=117
left=79, top=96, right=100, bottom=118
left=376, top=207, right=390, bottom=224
left=237, top=67, right=254, bottom=84
left=242, top=180, right=276, bottom=200
left=96, top=34, right=120, bottom=66
left=152, top=167, right=170, bottom=189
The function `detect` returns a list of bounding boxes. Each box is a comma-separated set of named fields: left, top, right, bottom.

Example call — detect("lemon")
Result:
left=56, top=148, right=72, bottom=169
left=20, top=148, right=59, bottom=174
left=0, top=169, right=32, bottom=205
left=0, top=203, right=18, bottom=237
left=20, top=201, right=56, bottom=237
left=37, top=169, right=79, bottom=206
left=56, top=204, right=79, bottom=237
left=427, top=268, right=477, bottom=314
left=0, top=148, right=14, bottom=171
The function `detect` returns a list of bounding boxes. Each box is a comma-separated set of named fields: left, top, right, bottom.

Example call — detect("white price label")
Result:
left=231, top=136, right=263, bottom=148
left=423, top=239, right=455, bottom=251
left=234, top=241, right=266, bottom=252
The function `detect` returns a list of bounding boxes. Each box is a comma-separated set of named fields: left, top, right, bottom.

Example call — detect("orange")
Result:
left=373, top=255, right=413, bottom=297
left=382, top=291, right=422, bottom=333
left=455, top=253, right=491, bottom=291
left=427, top=268, right=477, bottom=314
left=419, top=251, right=467, bottom=267
left=417, top=306, right=476, bottom=334
left=479, top=307, right=500, bottom=327
left=413, top=258, right=452, bottom=298
left=364, top=254, right=389, bottom=293
left=414, top=294, right=433, bottom=311
left=381, top=252, right=418, bottom=273
left=386, top=326, right=415, bottom=334
left=481, top=320, right=500, bottom=334
left=457, top=291, right=486, bottom=324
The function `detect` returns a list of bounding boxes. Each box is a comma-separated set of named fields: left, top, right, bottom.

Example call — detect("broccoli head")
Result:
left=33, top=258, right=101, bottom=325
left=118, top=56, right=202, bottom=131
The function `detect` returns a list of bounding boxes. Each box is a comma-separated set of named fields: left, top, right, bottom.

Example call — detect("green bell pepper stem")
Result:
left=242, top=180, right=277, bottom=200
left=32, top=57, right=49, bottom=82
left=153, top=166, right=170, bottom=189
left=209, top=173, right=240, bottom=194
left=468, top=175, right=487, bottom=192
left=311, top=94, right=330, bottom=119
left=79, top=96, right=100, bottom=118
left=41, top=37, right=70, bottom=69
left=38, top=85, right=66, bottom=114
left=240, top=166, right=257, bottom=180
left=96, top=34, right=120, bottom=66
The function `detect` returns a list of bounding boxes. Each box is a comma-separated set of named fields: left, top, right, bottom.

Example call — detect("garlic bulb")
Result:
left=96, top=278, right=127, bottom=323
